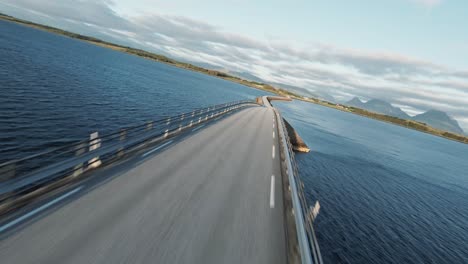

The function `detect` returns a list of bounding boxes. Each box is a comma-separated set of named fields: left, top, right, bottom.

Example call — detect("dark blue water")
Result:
left=2, top=19, right=468, bottom=264
left=0, top=20, right=268, bottom=163
left=274, top=100, right=468, bottom=263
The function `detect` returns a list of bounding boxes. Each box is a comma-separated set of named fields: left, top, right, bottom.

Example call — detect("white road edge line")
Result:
left=272, top=145, right=275, bottom=159
left=270, top=175, right=275, bottom=208
left=273, top=123, right=275, bottom=129
left=142, top=140, right=173, bottom=158
left=0, top=186, right=83, bottom=233
left=273, top=131, right=275, bottom=139
left=192, top=124, right=206, bottom=132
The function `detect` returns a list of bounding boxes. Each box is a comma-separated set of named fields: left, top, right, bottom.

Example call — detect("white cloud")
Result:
left=411, top=0, right=443, bottom=8
left=2, top=0, right=468, bottom=132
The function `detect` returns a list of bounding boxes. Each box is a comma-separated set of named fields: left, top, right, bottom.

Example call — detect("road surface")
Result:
left=0, top=106, right=286, bottom=264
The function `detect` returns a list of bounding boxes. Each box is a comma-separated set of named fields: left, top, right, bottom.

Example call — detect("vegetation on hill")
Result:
left=1, top=13, right=466, bottom=144
left=347, top=97, right=465, bottom=134
left=344, top=106, right=468, bottom=144
left=0, top=13, right=297, bottom=98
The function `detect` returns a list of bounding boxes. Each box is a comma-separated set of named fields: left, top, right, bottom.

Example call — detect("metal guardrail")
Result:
left=0, top=100, right=259, bottom=202
left=0, top=97, right=322, bottom=263
left=274, top=108, right=323, bottom=264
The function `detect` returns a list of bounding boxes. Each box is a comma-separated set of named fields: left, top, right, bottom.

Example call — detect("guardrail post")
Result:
left=0, top=162, right=16, bottom=181
left=165, top=118, right=170, bottom=138
left=73, top=143, right=86, bottom=177
left=120, top=129, right=126, bottom=141
left=179, top=114, right=184, bottom=131
left=191, top=111, right=196, bottom=126
left=117, top=129, right=126, bottom=158
left=88, top=132, right=102, bottom=169
left=146, top=121, right=153, bottom=130
left=310, top=201, right=320, bottom=222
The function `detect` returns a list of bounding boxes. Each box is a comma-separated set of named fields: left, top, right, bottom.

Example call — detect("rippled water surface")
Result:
left=0, top=20, right=267, bottom=163
left=274, top=100, right=468, bottom=263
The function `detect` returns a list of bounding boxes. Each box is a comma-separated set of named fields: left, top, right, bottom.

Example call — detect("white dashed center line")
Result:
left=270, top=175, right=275, bottom=208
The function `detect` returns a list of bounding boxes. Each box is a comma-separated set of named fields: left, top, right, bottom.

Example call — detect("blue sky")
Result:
left=112, top=0, right=468, bottom=68
left=1, top=0, right=468, bottom=131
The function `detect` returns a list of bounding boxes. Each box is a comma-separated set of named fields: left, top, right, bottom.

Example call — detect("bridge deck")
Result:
left=0, top=106, right=286, bottom=264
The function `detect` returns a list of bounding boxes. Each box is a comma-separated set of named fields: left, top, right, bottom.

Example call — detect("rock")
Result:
left=283, top=118, right=310, bottom=153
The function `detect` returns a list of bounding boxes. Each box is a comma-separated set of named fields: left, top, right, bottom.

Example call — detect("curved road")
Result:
left=0, top=106, right=286, bottom=264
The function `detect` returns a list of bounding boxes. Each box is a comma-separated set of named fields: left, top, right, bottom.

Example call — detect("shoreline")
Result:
left=294, top=97, right=468, bottom=144
left=1, top=13, right=466, bottom=144
left=0, top=14, right=289, bottom=97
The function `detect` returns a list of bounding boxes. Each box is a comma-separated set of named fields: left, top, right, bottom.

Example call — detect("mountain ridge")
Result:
left=346, top=97, right=464, bottom=134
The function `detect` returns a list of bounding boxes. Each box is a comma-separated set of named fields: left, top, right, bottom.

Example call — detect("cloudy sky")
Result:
left=1, top=0, right=468, bottom=131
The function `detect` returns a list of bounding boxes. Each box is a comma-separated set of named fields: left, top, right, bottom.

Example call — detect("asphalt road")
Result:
left=0, top=106, right=286, bottom=264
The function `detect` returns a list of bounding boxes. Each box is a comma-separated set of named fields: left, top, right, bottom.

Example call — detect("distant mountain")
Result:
left=365, top=99, right=410, bottom=119
left=313, top=91, right=336, bottom=102
left=346, top=97, right=465, bottom=134
left=347, top=97, right=409, bottom=119
left=412, top=110, right=464, bottom=135
left=186, top=61, right=225, bottom=71
left=227, top=73, right=336, bottom=102
left=270, top=82, right=335, bottom=102
left=184, top=65, right=338, bottom=102
left=347, top=97, right=365, bottom=108
left=270, top=82, right=314, bottom=96
left=229, top=71, right=265, bottom=83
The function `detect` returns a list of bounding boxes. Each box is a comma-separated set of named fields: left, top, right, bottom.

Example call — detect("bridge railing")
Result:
left=274, top=109, right=323, bottom=264
left=0, top=100, right=259, bottom=203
